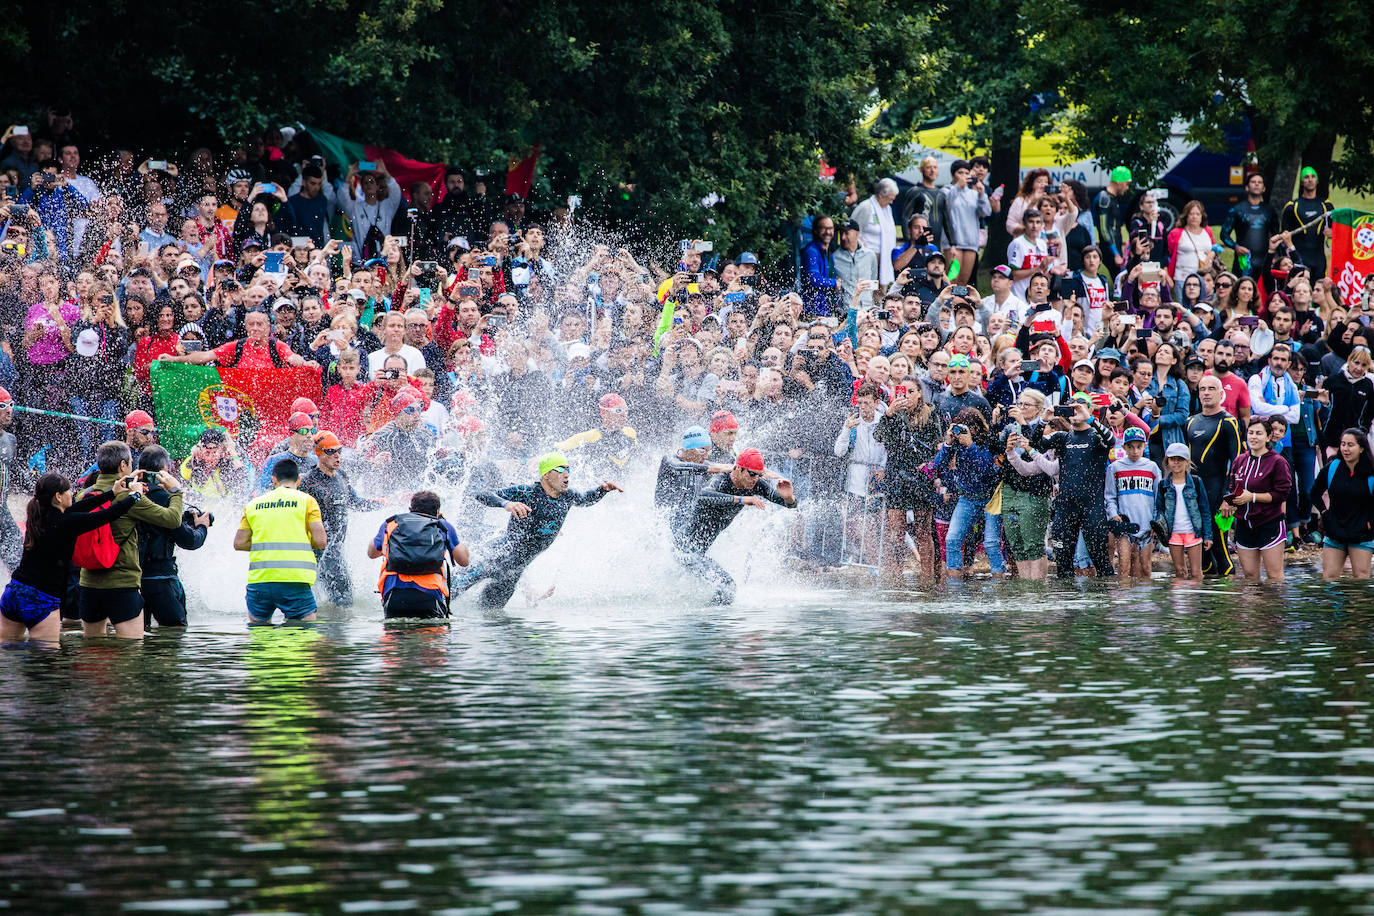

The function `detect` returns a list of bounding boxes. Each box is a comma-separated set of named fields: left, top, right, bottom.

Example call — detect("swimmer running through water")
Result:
left=458, top=451, right=623, bottom=609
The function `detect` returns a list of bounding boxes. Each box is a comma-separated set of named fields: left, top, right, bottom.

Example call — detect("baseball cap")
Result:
left=1097, top=348, right=1124, bottom=363
left=953, top=299, right=975, bottom=313
left=599, top=393, right=627, bottom=412
left=226, top=168, right=251, bottom=185
left=736, top=448, right=765, bottom=473
left=288, top=411, right=314, bottom=431
left=291, top=397, right=319, bottom=415
left=948, top=354, right=970, bottom=369
left=1185, top=356, right=1205, bottom=368
left=681, top=426, right=711, bottom=451
left=447, top=236, right=471, bottom=251
left=125, top=410, right=155, bottom=429
left=538, top=451, right=570, bottom=476
left=176, top=256, right=200, bottom=272
left=737, top=252, right=758, bottom=266
left=1109, top=165, right=1133, bottom=183
left=925, top=250, right=946, bottom=264
left=75, top=328, right=100, bottom=358
left=1123, top=427, right=1147, bottom=443
left=240, top=237, right=264, bottom=250
left=566, top=342, right=592, bottom=360
left=1070, top=392, right=1092, bottom=404
left=313, top=430, right=341, bottom=454
left=1165, top=442, right=1191, bottom=460
left=991, top=265, right=1012, bottom=278
left=505, top=192, right=524, bottom=204
left=1072, top=358, right=1094, bottom=371
left=1192, top=303, right=1214, bottom=314
left=271, top=297, right=297, bottom=313
left=709, top=410, right=738, bottom=433
left=843, top=219, right=861, bottom=233
left=345, top=289, right=367, bottom=302
left=1300, top=166, right=1318, bottom=179
left=179, top=322, right=206, bottom=340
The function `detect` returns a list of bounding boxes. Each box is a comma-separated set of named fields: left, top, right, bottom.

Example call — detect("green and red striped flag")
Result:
left=1329, top=208, right=1374, bottom=304
left=150, top=362, right=322, bottom=463
left=298, top=123, right=448, bottom=202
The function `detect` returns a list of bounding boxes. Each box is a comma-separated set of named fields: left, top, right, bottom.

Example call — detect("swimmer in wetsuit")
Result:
left=459, top=451, right=623, bottom=608
left=675, top=448, right=797, bottom=605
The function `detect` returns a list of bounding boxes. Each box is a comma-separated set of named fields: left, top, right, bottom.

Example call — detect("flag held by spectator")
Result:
left=1329, top=208, right=1374, bottom=304
left=506, top=146, right=540, bottom=198
left=150, top=362, right=323, bottom=463
left=297, top=123, right=447, bottom=202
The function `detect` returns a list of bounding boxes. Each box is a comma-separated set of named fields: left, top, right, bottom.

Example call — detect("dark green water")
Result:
left=3, top=574, right=1374, bottom=914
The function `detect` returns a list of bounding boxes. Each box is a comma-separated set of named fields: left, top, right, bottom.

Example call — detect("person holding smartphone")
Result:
left=1032, top=393, right=1116, bottom=577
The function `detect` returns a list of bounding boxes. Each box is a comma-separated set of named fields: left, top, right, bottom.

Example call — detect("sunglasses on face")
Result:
left=134, top=427, right=155, bottom=435
left=740, top=468, right=761, bottom=479
left=399, top=406, right=421, bottom=415
left=550, top=466, right=569, bottom=474
left=320, top=447, right=342, bottom=456
left=293, top=427, right=317, bottom=435
left=1217, top=282, right=1234, bottom=289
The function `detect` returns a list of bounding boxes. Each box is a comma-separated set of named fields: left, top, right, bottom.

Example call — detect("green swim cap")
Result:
left=1300, top=166, right=1318, bottom=179
left=1109, top=165, right=1133, bottom=183
left=539, top=451, right=570, bottom=476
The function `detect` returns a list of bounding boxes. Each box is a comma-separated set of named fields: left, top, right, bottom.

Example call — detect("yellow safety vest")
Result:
left=244, top=486, right=317, bottom=585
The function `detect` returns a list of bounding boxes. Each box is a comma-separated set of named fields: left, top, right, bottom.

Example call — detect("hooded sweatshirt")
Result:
left=1225, top=449, right=1292, bottom=527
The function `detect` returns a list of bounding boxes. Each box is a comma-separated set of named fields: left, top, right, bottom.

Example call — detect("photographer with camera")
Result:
left=19, top=159, right=91, bottom=260
left=135, top=446, right=211, bottom=628
left=1033, top=393, right=1117, bottom=578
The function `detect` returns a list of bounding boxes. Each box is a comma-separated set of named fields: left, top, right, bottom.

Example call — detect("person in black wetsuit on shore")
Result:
left=1186, top=375, right=1243, bottom=575
left=0, top=471, right=144, bottom=643
left=1032, top=393, right=1115, bottom=578
left=676, top=448, right=797, bottom=604
left=460, top=451, right=622, bottom=608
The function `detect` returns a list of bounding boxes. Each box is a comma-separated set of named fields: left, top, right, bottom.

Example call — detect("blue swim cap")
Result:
left=681, top=426, right=711, bottom=451
left=1123, top=426, right=1147, bottom=443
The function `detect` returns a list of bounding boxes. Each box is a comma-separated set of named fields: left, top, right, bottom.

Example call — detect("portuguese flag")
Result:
left=297, top=123, right=448, bottom=203
left=149, top=362, right=322, bottom=463
left=1329, top=208, right=1374, bottom=305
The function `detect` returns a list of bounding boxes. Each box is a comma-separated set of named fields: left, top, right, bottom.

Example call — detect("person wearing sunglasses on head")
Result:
left=459, top=451, right=623, bottom=609
left=674, top=448, right=797, bottom=605
left=256, top=411, right=319, bottom=493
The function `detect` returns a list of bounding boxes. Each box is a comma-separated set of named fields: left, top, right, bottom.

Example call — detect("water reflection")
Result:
left=1, top=573, right=1373, bottom=912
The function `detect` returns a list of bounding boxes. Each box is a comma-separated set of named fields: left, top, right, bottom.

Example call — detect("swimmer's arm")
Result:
left=474, top=485, right=527, bottom=509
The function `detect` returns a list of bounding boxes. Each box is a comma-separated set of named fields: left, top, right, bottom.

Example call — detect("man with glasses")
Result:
left=801, top=326, right=853, bottom=399
left=675, top=448, right=797, bottom=605
left=462, top=451, right=623, bottom=609
left=403, top=307, right=450, bottom=401
left=256, top=411, right=319, bottom=492
left=300, top=431, right=381, bottom=607
left=365, top=389, right=437, bottom=482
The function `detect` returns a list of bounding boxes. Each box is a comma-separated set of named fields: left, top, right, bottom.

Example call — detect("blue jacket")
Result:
left=932, top=441, right=999, bottom=503
left=800, top=240, right=838, bottom=316
left=1153, top=472, right=1213, bottom=542
left=1147, top=374, right=1190, bottom=449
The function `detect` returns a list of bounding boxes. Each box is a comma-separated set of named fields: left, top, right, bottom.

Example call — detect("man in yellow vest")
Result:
left=234, top=458, right=327, bottom=624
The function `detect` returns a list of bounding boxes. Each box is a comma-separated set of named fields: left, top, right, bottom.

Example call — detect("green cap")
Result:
left=538, top=451, right=570, bottom=476
left=1109, top=166, right=1133, bottom=184
left=1300, top=166, right=1318, bottom=179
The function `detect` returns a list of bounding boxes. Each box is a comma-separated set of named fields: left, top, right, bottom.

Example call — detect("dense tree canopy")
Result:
left=3, top=0, right=1369, bottom=251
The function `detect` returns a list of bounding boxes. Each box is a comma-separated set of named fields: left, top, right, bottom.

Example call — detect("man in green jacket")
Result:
left=79, top=440, right=185, bottom=639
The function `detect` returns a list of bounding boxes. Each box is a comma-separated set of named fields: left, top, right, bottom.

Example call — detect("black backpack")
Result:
left=385, top=513, right=447, bottom=574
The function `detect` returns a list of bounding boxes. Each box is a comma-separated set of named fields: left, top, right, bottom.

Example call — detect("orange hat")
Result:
left=291, top=397, right=319, bottom=415
left=313, top=430, right=341, bottom=454
left=125, top=409, right=155, bottom=429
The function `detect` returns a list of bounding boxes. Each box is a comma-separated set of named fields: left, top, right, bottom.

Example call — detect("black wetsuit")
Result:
left=461, top=482, right=610, bottom=608
left=654, top=456, right=714, bottom=543
left=137, top=481, right=209, bottom=627
left=300, top=466, right=380, bottom=606
left=677, top=473, right=797, bottom=605
left=1034, top=418, right=1115, bottom=577
left=1186, top=409, right=1242, bottom=575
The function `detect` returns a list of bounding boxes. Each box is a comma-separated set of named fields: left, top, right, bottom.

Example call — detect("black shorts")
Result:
left=1234, top=517, right=1286, bottom=551
left=78, top=586, right=144, bottom=625
left=383, top=587, right=448, bottom=619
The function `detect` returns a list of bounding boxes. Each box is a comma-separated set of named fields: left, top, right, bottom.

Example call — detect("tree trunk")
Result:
left=1272, top=149, right=1303, bottom=206
left=1302, top=131, right=1338, bottom=199
left=985, top=126, right=1022, bottom=283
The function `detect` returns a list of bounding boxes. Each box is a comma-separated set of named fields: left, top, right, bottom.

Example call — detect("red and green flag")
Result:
left=1329, top=207, right=1374, bottom=304
left=298, top=123, right=448, bottom=203
left=150, top=362, right=322, bottom=463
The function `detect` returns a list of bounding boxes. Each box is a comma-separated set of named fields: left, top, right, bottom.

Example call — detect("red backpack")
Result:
left=71, top=490, right=127, bottom=571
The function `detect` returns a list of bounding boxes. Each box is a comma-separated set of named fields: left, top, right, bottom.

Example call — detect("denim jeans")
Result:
left=1287, top=445, right=1318, bottom=527
left=946, top=496, right=1005, bottom=573
left=70, top=395, right=121, bottom=466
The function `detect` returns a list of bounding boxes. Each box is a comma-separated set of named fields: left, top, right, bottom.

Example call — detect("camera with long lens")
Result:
left=183, top=506, right=215, bottom=527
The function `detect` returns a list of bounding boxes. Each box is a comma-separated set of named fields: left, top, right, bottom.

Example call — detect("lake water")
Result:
left=2, top=500, right=1374, bottom=914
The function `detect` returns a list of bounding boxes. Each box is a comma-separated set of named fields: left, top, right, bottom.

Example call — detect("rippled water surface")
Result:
left=4, top=572, right=1374, bottom=914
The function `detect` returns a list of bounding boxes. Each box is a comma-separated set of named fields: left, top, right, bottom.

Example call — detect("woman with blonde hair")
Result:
left=1167, top=200, right=1216, bottom=301
left=873, top=381, right=945, bottom=585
